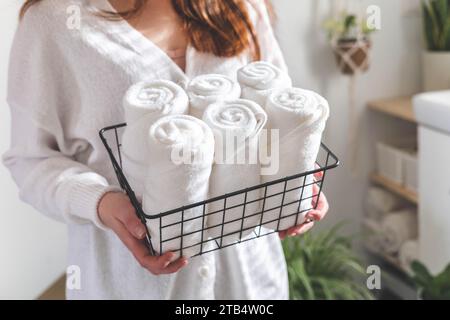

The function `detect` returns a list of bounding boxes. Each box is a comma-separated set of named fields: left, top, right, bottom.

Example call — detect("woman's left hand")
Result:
left=279, top=170, right=329, bottom=240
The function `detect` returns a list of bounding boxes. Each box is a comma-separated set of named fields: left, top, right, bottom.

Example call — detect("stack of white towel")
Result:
left=119, top=61, right=330, bottom=257
left=380, top=208, right=418, bottom=254
left=363, top=187, right=420, bottom=273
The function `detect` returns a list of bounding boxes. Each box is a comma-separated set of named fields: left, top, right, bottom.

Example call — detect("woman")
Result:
left=3, top=0, right=328, bottom=299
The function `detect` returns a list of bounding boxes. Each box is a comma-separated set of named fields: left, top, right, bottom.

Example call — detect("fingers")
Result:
left=115, top=203, right=147, bottom=239
left=287, top=221, right=315, bottom=237
left=162, top=257, right=189, bottom=274
left=313, top=164, right=324, bottom=180
left=112, top=219, right=152, bottom=264
left=112, top=220, right=188, bottom=275
left=143, top=252, right=188, bottom=275
left=279, top=230, right=288, bottom=240
left=307, top=191, right=329, bottom=222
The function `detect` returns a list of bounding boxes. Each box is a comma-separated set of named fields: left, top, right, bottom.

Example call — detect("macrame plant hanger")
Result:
left=329, top=0, right=370, bottom=174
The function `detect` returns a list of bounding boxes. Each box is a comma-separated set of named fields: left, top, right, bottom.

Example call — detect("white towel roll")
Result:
left=121, top=80, right=188, bottom=199
left=142, top=115, right=215, bottom=258
left=380, top=209, right=418, bottom=254
left=187, top=74, right=241, bottom=119
left=203, top=99, right=267, bottom=246
left=365, top=187, right=405, bottom=220
left=261, top=88, right=329, bottom=231
left=123, top=79, right=189, bottom=125
left=237, top=61, right=292, bottom=106
left=399, top=240, right=419, bottom=274
left=363, top=218, right=383, bottom=252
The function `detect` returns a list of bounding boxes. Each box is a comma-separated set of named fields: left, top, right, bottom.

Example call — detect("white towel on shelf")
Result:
left=203, top=99, right=267, bottom=246
left=261, top=88, right=330, bottom=231
left=187, top=74, right=241, bottom=119
left=142, top=115, right=215, bottom=258
left=362, top=218, right=383, bottom=252
left=380, top=209, right=418, bottom=254
left=121, top=80, right=189, bottom=200
left=237, top=61, right=292, bottom=106
left=399, top=240, right=419, bottom=274
left=365, top=187, right=406, bottom=220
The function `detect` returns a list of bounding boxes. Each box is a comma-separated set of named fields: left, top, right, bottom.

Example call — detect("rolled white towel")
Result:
left=363, top=218, right=383, bottom=252
left=187, top=74, right=241, bottom=119
left=399, top=240, right=419, bottom=274
left=203, top=99, right=267, bottom=246
left=121, top=80, right=189, bottom=199
left=123, top=79, right=189, bottom=124
left=142, top=115, right=215, bottom=258
left=261, top=88, right=329, bottom=231
left=237, top=61, right=292, bottom=106
left=365, top=187, right=405, bottom=220
left=380, top=209, right=418, bottom=254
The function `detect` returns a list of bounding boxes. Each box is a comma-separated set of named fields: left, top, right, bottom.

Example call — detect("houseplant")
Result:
left=422, top=0, right=450, bottom=91
left=283, top=224, right=373, bottom=300
left=324, top=13, right=376, bottom=75
left=410, top=260, right=450, bottom=299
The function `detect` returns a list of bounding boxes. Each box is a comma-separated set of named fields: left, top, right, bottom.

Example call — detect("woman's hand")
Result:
left=279, top=170, right=329, bottom=240
left=98, top=192, right=188, bottom=275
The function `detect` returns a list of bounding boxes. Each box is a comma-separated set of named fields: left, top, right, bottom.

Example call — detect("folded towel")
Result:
left=399, top=240, right=419, bottom=274
left=380, top=209, right=418, bottom=254
left=142, top=115, right=215, bottom=258
left=121, top=80, right=189, bottom=199
left=187, top=74, right=241, bottom=119
left=363, top=218, right=383, bottom=252
left=203, top=99, right=267, bottom=246
left=237, top=61, right=292, bottom=106
left=261, top=88, right=329, bottom=231
left=365, top=187, right=406, bottom=220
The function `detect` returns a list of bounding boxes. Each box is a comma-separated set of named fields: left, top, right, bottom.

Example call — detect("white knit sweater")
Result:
left=3, top=0, right=289, bottom=299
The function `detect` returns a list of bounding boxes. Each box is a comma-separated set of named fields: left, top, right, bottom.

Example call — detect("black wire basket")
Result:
left=99, top=123, right=339, bottom=257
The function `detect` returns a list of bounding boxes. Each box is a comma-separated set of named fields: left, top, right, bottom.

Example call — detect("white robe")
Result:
left=2, top=0, right=288, bottom=299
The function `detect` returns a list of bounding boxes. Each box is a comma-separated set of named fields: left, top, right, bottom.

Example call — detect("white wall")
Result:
left=0, top=0, right=67, bottom=300
left=274, top=0, right=422, bottom=233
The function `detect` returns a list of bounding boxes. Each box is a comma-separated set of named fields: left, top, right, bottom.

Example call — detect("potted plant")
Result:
left=324, top=13, right=376, bottom=75
left=283, top=224, right=373, bottom=300
left=422, top=0, right=450, bottom=91
left=410, top=261, right=450, bottom=300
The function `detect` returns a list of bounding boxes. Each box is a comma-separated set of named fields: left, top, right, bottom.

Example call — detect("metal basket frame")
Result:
left=99, top=123, right=339, bottom=257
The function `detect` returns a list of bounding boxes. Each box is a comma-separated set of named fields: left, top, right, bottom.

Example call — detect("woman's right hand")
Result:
left=98, top=191, right=188, bottom=275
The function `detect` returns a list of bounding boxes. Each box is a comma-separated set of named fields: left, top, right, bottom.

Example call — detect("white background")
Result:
left=0, top=0, right=422, bottom=299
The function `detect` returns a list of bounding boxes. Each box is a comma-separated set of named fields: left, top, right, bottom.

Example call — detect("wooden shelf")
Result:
left=370, top=173, right=419, bottom=205
left=368, top=96, right=416, bottom=123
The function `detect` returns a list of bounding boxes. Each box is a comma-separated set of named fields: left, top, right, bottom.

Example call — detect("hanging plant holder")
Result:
left=332, top=38, right=371, bottom=75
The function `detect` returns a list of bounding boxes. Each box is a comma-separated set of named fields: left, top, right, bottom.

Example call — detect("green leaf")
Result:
left=422, top=0, right=450, bottom=50
left=283, top=223, right=374, bottom=300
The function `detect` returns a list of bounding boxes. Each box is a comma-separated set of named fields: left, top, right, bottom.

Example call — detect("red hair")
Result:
left=20, top=0, right=275, bottom=60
